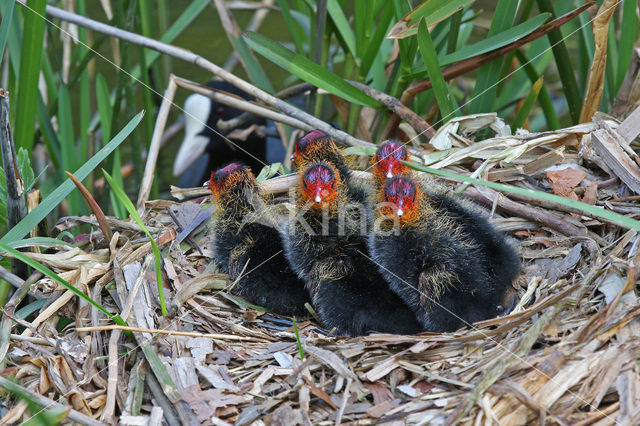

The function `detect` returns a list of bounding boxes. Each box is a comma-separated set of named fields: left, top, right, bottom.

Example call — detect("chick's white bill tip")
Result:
left=315, top=195, right=322, bottom=203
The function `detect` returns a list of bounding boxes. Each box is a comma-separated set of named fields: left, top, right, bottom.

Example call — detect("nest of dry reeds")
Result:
left=2, top=112, right=640, bottom=426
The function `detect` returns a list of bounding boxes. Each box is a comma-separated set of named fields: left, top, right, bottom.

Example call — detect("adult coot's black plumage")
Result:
left=174, top=80, right=286, bottom=187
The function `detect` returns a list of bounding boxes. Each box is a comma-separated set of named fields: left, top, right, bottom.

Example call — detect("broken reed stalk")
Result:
left=0, top=90, right=28, bottom=279
left=75, top=324, right=261, bottom=341
left=20, top=0, right=373, bottom=148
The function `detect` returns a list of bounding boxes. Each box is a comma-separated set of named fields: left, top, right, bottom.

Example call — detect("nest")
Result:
left=2, top=113, right=640, bottom=425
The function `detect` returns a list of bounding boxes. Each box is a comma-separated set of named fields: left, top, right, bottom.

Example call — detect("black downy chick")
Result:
left=208, top=163, right=310, bottom=316
left=371, top=142, right=520, bottom=315
left=281, top=161, right=422, bottom=336
left=367, top=176, right=520, bottom=332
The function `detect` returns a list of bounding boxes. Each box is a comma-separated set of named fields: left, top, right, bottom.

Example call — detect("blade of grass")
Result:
left=293, top=319, right=304, bottom=359
left=0, top=112, right=143, bottom=244
left=96, top=73, right=127, bottom=219
left=0, top=243, right=127, bottom=325
left=361, top=2, right=394, bottom=77
left=447, top=9, right=463, bottom=54
left=243, top=31, right=382, bottom=108
left=417, top=18, right=455, bottom=121
left=0, top=0, right=15, bottom=55
left=615, top=0, right=637, bottom=94
left=326, top=0, right=356, bottom=57
left=405, top=161, right=640, bottom=231
left=514, top=49, right=560, bottom=129
left=512, top=76, right=543, bottom=129
left=535, top=0, right=582, bottom=123
left=14, top=0, right=47, bottom=151
left=1, top=378, right=68, bottom=425
left=277, top=0, right=306, bottom=54
left=469, top=0, right=518, bottom=114
left=102, top=170, right=167, bottom=317
left=58, top=84, right=82, bottom=217
left=6, top=237, right=75, bottom=249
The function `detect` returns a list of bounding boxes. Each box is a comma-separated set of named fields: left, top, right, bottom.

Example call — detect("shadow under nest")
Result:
left=3, top=118, right=640, bottom=425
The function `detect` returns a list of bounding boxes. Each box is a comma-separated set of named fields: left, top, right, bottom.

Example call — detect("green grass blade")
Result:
left=535, top=0, right=582, bottom=123
left=14, top=0, right=46, bottom=150
left=58, top=84, right=82, bottom=217
left=95, top=73, right=112, bottom=143
left=417, top=18, right=455, bottom=121
left=0, top=112, right=144, bottom=244
left=277, top=0, right=306, bottom=54
left=293, top=319, right=304, bottom=360
left=96, top=73, right=126, bottom=219
left=36, top=95, right=61, bottom=168
left=405, top=161, right=640, bottom=231
left=447, top=9, right=463, bottom=54
left=616, top=0, right=636, bottom=93
left=469, top=0, right=517, bottom=114
left=326, top=0, right=356, bottom=57
left=102, top=170, right=168, bottom=317
left=228, top=35, right=275, bottom=94
left=0, top=0, right=15, bottom=56
left=441, top=14, right=548, bottom=67
left=0, top=378, right=68, bottom=426
left=361, top=1, right=394, bottom=76
left=6, top=237, right=75, bottom=249
left=514, top=49, right=560, bottom=129
left=0, top=243, right=127, bottom=326
left=243, top=31, right=382, bottom=108
left=512, top=76, right=543, bottom=129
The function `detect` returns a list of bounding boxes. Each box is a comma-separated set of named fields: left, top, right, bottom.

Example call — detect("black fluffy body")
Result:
left=212, top=166, right=309, bottom=316
left=282, top=163, right=421, bottom=336
left=368, top=179, right=520, bottom=332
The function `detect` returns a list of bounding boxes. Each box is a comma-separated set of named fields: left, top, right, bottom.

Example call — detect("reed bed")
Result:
left=2, top=111, right=640, bottom=425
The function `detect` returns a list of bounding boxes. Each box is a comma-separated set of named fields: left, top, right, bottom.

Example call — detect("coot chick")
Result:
left=207, top=163, right=309, bottom=316
left=367, top=176, right=520, bottom=332
left=292, top=130, right=367, bottom=203
left=371, top=140, right=410, bottom=183
left=281, top=161, right=422, bottom=336
left=370, top=143, right=520, bottom=307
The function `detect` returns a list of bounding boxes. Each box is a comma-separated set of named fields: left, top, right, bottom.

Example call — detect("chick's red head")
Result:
left=206, top=162, right=253, bottom=200
left=300, top=162, right=341, bottom=208
left=373, top=140, right=408, bottom=180
left=382, top=177, right=421, bottom=223
left=293, top=130, right=335, bottom=168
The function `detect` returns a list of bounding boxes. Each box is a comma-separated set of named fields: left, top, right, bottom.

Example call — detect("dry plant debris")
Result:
left=2, top=113, right=640, bottom=425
